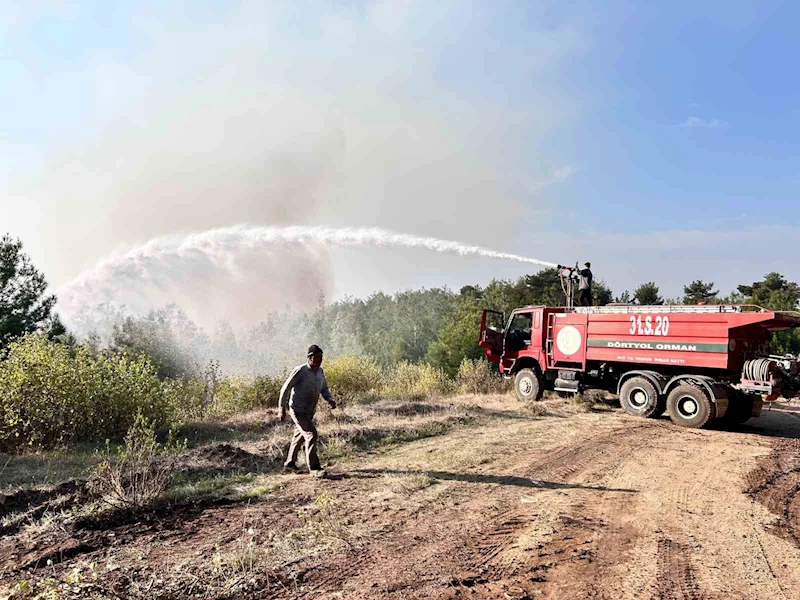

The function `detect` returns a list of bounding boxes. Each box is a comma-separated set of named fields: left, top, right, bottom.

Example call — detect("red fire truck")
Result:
left=479, top=302, right=800, bottom=428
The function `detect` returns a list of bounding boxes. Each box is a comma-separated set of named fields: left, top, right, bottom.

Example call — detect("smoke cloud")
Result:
left=5, top=2, right=585, bottom=291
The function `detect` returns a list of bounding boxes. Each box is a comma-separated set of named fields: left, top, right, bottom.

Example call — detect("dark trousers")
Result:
left=285, top=411, right=321, bottom=471
left=578, top=289, right=592, bottom=307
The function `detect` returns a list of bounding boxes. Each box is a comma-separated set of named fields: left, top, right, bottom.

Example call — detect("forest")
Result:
left=2, top=232, right=799, bottom=450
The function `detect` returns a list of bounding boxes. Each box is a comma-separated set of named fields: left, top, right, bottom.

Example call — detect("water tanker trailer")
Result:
left=479, top=303, right=800, bottom=428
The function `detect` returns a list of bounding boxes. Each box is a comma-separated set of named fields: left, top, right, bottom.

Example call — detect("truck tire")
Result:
left=514, top=368, right=543, bottom=402
left=619, top=376, right=663, bottom=418
left=666, top=383, right=713, bottom=428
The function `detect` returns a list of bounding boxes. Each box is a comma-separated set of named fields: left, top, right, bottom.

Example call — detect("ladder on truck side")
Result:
left=545, top=313, right=556, bottom=368
left=570, top=304, right=766, bottom=315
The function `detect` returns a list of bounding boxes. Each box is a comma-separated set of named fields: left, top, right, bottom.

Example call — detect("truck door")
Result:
left=505, top=311, right=533, bottom=354
left=479, top=309, right=505, bottom=361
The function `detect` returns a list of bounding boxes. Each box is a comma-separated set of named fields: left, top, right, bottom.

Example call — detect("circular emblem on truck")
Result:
left=556, top=326, right=582, bottom=356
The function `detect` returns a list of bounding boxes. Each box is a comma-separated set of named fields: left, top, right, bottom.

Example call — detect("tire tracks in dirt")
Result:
left=432, top=421, right=665, bottom=599
left=322, top=407, right=800, bottom=600
left=655, top=537, right=702, bottom=600
left=271, top=418, right=652, bottom=599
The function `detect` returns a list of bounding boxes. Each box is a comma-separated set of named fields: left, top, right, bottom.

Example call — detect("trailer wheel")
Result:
left=514, top=368, right=543, bottom=402
left=723, top=391, right=755, bottom=425
left=619, top=377, right=662, bottom=418
left=666, top=383, right=712, bottom=428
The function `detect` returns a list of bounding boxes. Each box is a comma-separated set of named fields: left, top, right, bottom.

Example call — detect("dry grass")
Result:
left=565, top=389, right=617, bottom=413
left=455, top=359, right=511, bottom=396
left=0, top=395, right=516, bottom=600
left=382, top=472, right=434, bottom=494
left=0, top=449, right=100, bottom=492
left=570, top=394, right=596, bottom=412
left=524, top=402, right=550, bottom=417
left=194, top=492, right=367, bottom=597
left=315, top=402, right=480, bottom=463
left=167, top=473, right=257, bottom=501
left=17, top=508, right=70, bottom=538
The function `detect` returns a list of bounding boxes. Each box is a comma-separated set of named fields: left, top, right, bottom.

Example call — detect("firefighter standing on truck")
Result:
left=278, top=344, right=336, bottom=479
left=578, top=262, right=593, bottom=307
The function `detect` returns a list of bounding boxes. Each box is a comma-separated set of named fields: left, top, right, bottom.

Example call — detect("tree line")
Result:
left=2, top=234, right=800, bottom=378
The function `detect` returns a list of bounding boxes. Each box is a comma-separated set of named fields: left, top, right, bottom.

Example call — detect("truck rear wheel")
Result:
left=514, top=368, right=543, bottom=402
left=667, top=383, right=712, bottom=428
left=619, top=377, right=663, bottom=418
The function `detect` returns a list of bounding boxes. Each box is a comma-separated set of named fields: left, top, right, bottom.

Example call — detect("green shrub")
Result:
left=323, top=355, right=382, bottom=405
left=172, top=370, right=285, bottom=421
left=167, top=376, right=206, bottom=421
left=381, top=362, right=452, bottom=401
left=208, top=373, right=284, bottom=417
left=455, top=358, right=508, bottom=395
left=253, top=373, right=284, bottom=408
left=0, top=335, right=177, bottom=450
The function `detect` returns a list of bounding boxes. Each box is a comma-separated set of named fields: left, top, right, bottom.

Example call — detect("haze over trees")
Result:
left=1, top=231, right=800, bottom=450
left=2, top=242, right=799, bottom=379
left=2, top=234, right=800, bottom=432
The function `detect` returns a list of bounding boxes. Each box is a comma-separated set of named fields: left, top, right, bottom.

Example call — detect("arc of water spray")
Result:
left=58, top=224, right=558, bottom=304
left=237, top=226, right=558, bottom=267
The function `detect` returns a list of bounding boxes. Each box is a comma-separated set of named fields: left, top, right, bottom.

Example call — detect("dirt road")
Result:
left=282, top=399, right=800, bottom=599
left=2, top=396, right=800, bottom=599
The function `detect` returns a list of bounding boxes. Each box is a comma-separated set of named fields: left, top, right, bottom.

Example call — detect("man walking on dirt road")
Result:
left=278, top=345, right=336, bottom=479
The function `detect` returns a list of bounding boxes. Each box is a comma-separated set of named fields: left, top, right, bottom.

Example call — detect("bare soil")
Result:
left=3, top=395, right=800, bottom=599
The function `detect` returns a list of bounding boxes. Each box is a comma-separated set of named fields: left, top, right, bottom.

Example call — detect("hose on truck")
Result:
left=742, top=358, right=773, bottom=382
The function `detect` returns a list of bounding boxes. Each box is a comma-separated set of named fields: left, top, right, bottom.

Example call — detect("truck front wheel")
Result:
left=514, top=368, right=543, bottom=402
left=619, top=377, right=663, bottom=418
left=667, top=383, right=712, bottom=428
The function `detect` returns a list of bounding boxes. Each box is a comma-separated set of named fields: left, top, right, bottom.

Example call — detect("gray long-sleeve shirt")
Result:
left=279, top=364, right=334, bottom=415
left=579, top=268, right=592, bottom=291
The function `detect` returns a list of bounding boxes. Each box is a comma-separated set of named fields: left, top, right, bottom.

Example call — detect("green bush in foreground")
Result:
left=0, top=339, right=504, bottom=452
left=0, top=335, right=177, bottom=450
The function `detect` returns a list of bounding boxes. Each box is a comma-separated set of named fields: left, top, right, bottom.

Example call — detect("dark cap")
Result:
left=307, top=344, right=323, bottom=357
left=585, top=262, right=591, bottom=268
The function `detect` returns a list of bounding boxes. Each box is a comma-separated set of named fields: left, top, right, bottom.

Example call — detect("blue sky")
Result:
left=2, top=0, right=799, bottom=323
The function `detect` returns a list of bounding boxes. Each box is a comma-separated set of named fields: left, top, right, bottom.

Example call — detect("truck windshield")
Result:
left=506, top=312, right=533, bottom=351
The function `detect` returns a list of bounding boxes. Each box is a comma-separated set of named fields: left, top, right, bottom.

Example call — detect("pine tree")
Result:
left=633, top=282, right=663, bottom=305
left=0, top=234, right=57, bottom=350
left=682, top=280, right=718, bottom=304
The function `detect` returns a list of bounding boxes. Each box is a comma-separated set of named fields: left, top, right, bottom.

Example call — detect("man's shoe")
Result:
left=283, top=463, right=300, bottom=474
left=311, top=469, right=327, bottom=479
